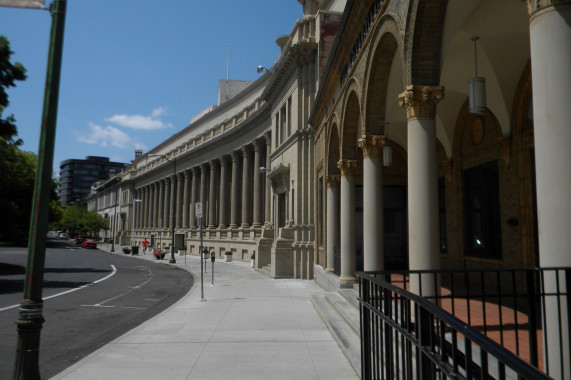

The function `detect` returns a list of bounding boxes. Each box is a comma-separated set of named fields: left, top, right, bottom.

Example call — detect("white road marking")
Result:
left=0, top=265, right=117, bottom=312
left=81, top=267, right=154, bottom=308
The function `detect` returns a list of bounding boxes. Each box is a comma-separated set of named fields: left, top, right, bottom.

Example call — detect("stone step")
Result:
left=325, top=291, right=360, bottom=335
left=339, top=288, right=360, bottom=310
left=312, top=292, right=361, bottom=377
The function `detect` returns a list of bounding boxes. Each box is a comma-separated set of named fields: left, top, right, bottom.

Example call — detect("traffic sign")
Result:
left=195, top=202, right=202, bottom=218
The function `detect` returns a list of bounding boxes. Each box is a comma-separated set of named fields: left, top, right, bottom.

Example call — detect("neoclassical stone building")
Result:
left=310, top=0, right=570, bottom=376
left=89, top=0, right=346, bottom=279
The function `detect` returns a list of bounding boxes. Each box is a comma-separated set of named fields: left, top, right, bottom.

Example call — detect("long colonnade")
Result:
left=130, top=136, right=272, bottom=256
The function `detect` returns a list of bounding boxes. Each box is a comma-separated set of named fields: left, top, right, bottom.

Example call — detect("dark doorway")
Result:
left=463, top=161, right=502, bottom=259
left=384, top=186, right=408, bottom=270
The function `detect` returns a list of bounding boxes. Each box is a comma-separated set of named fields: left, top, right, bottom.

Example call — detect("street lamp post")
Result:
left=131, top=198, right=142, bottom=248
left=149, top=154, right=177, bottom=263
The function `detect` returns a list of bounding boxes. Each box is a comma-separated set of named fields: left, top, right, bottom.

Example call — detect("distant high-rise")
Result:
left=59, top=156, right=126, bottom=205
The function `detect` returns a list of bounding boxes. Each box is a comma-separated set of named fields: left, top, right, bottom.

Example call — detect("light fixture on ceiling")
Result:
left=383, top=122, right=393, bottom=167
left=469, top=36, right=486, bottom=115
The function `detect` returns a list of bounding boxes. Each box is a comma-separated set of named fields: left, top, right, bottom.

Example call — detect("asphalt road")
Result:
left=0, top=240, right=193, bottom=379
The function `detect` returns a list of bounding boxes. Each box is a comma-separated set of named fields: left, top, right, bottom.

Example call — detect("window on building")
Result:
left=280, top=105, right=286, bottom=144
left=463, top=161, right=502, bottom=259
left=287, top=97, right=292, bottom=137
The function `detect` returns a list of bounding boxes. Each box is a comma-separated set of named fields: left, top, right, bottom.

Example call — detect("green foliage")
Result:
left=57, top=204, right=109, bottom=236
left=0, top=36, right=60, bottom=244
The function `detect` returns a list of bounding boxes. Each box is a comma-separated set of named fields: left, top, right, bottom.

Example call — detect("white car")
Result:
left=58, top=233, right=69, bottom=239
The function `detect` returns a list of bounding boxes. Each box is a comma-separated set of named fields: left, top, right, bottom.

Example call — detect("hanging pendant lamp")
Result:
left=469, top=36, right=486, bottom=115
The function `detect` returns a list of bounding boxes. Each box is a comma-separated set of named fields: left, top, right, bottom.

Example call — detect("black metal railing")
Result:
left=357, top=269, right=569, bottom=379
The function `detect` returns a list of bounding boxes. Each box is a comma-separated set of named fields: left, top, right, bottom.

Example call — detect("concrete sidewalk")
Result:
left=51, top=246, right=359, bottom=379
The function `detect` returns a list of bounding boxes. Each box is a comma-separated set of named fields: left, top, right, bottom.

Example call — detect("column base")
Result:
left=339, top=275, right=357, bottom=288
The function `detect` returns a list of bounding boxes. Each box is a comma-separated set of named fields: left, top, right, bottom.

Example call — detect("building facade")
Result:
left=59, top=156, right=125, bottom=204
left=310, top=0, right=570, bottom=376
left=89, top=0, right=346, bottom=279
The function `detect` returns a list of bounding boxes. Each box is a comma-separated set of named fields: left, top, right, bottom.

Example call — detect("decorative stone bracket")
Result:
left=267, top=164, right=290, bottom=195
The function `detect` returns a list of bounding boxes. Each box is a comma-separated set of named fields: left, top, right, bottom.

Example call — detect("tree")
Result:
left=0, top=36, right=58, bottom=244
left=56, top=204, right=109, bottom=237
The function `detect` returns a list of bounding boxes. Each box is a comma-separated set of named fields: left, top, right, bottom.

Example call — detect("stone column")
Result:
left=264, top=133, right=272, bottom=226
left=208, top=160, right=218, bottom=229
left=189, top=167, right=198, bottom=228
left=241, top=146, right=252, bottom=228
left=358, top=135, right=385, bottom=271
left=338, top=159, right=358, bottom=286
left=170, top=175, right=176, bottom=230
left=252, top=141, right=263, bottom=227
left=218, top=156, right=229, bottom=228
left=148, top=185, right=153, bottom=228
left=230, top=151, right=241, bottom=228
left=199, top=164, right=208, bottom=228
left=138, top=189, right=144, bottom=229
left=158, top=180, right=166, bottom=229
left=152, top=182, right=159, bottom=228
left=176, top=172, right=184, bottom=228
left=164, top=178, right=171, bottom=229
left=399, top=85, right=443, bottom=295
left=182, top=170, right=190, bottom=228
left=529, top=2, right=571, bottom=378
left=326, top=175, right=340, bottom=273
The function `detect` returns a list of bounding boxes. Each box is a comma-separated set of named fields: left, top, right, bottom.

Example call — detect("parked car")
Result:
left=75, top=235, right=87, bottom=245
left=81, top=239, right=97, bottom=249
left=58, top=233, right=69, bottom=239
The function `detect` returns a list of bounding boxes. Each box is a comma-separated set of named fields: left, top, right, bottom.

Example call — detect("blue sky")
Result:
left=1, top=1, right=301, bottom=174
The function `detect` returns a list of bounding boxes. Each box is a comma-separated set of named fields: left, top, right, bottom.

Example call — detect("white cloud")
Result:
left=76, top=123, right=133, bottom=149
left=105, top=108, right=172, bottom=130
left=151, top=107, right=166, bottom=118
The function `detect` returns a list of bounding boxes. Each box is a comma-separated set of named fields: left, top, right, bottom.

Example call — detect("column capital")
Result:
left=241, top=144, right=252, bottom=157
left=231, top=150, right=241, bottom=162
left=253, top=139, right=263, bottom=152
left=326, top=175, right=340, bottom=189
left=398, top=85, right=444, bottom=120
left=358, top=135, right=387, bottom=158
left=219, top=155, right=229, bottom=166
left=337, top=159, right=358, bottom=177
left=528, top=0, right=571, bottom=17
left=263, top=131, right=271, bottom=146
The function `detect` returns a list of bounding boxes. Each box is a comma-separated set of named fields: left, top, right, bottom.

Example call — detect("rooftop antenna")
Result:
left=226, top=43, right=230, bottom=100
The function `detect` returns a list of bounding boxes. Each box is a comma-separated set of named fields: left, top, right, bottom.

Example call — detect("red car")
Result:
left=75, top=235, right=87, bottom=245
left=81, top=239, right=97, bottom=249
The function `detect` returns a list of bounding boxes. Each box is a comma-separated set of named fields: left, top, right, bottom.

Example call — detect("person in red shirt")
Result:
left=142, top=239, right=149, bottom=254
